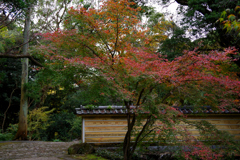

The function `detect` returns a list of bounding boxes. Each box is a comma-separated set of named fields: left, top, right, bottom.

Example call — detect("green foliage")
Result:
left=0, top=26, right=22, bottom=53
left=43, top=112, right=81, bottom=141
left=2, top=0, right=28, bottom=11
left=0, top=131, right=14, bottom=141
left=67, top=116, right=82, bottom=140
left=107, top=105, right=113, bottom=109
left=219, top=6, right=240, bottom=38
left=162, top=0, right=240, bottom=50
left=95, top=149, right=123, bottom=160
left=60, top=76, right=122, bottom=109
left=26, top=66, right=79, bottom=109
left=52, top=139, right=62, bottom=142
left=6, top=123, right=18, bottom=134
left=159, top=27, right=192, bottom=60
left=73, top=154, right=108, bottom=160
left=85, top=104, right=98, bottom=110
left=1, top=123, right=19, bottom=140
left=28, top=107, right=55, bottom=140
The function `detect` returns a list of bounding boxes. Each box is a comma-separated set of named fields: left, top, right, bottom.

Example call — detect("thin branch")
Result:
left=161, top=87, right=176, bottom=104
left=141, top=84, right=157, bottom=104
left=70, top=38, right=103, bottom=61
left=2, top=84, right=18, bottom=132
left=0, top=10, right=22, bottom=29
left=58, top=0, right=71, bottom=28
left=114, top=15, right=119, bottom=56
left=136, top=88, right=145, bottom=106
left=138, top=126, right=160, bottom=142
left=85, top=17, right=114, bottom=57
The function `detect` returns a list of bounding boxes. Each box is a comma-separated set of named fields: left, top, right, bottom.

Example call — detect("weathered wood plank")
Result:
left=84, top=116, right=127, bottom=120
left=85, top=126, right=127, bottom=131
left=82, top=115, right=240, bottom=144
left=85, top=132, right=126, bottom=137
left=85, top=120, right=127, bottom=126
left=85, top=134, right=240, bottom=143
left=85, top=137, right=125, bottom=143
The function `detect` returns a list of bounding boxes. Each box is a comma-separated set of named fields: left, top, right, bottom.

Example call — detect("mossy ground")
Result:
left=0, top=142, right=14, bottom=147
left=72, top=154, right=107, bottom=160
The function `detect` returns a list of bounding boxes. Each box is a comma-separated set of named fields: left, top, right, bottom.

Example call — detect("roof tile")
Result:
left=75, top=106, right=240, bottom=115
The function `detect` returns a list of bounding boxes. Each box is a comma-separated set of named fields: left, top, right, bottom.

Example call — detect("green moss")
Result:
left=0, top=142, right=14, bottom=147
left=73, top=154, right=107, bottom=160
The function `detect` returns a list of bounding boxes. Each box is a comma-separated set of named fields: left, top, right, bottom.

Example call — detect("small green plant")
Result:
left=85, top=104, right=98, bottom=110
left=53, top=139, right=62, bottom=142
left=107, top=105, right=113, bottom=110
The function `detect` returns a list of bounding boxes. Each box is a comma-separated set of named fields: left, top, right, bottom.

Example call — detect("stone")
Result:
left=68, top=143, right=95, bottom=155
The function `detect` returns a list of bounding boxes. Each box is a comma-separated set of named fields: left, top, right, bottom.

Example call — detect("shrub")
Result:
left=43, top=112, right=81, bottom=141
left=28, top=107, right=54, bottom=140
left=68, top=116, right=82, bottom=140
left=6, top=123, right=18, bottom=136
left=0, top=132, right=14, bottom=141
left=0, top=124, right=18, bottom=141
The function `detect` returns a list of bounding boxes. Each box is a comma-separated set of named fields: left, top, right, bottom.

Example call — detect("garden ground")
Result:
left=0, top=141, right=106, bottom=160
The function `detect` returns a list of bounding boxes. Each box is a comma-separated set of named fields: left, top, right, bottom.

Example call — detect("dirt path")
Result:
left=0, top=141, right=80, bottom=160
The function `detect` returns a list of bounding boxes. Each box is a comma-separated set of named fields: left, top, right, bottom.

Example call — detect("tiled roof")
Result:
left=75, top=106, right=134, bottom=115
left=75, top=106, right=240, bottom=115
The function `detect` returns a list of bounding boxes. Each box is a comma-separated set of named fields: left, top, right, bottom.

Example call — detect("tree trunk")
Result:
left=123, top=101, right=136, bottom=160
left=15, top=6, right=31, bottom=140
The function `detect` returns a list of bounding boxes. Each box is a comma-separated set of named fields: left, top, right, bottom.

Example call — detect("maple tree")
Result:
left=41, top=0, right=240, bottom=159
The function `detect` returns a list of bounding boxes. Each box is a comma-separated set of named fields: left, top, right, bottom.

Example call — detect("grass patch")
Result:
left=72, top=154, right=107, bottom=160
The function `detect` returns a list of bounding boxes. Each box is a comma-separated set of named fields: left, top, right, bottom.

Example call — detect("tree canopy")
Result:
left=0, top=0, right=240, bottom=159
left=40, top=0, right=240, bottom=158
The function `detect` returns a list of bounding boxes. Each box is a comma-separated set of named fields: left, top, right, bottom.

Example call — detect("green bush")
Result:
left=68, top=116, right=82, bottom=140
left=42, top=112, right=81, bottom=141
left=28, top=107, right=54, bottom=140
left=0, top=132, right=14, bottom=141
left=6, top=124, right=18, bottom=136
left=0, top=124, right=18, bottom=141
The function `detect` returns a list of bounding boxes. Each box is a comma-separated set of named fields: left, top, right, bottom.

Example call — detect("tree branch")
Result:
left=114, top=15, right=119, bottom=56
left=0, top=54, right=43, bottom=67
left=130, top=115, right=152, bottom=155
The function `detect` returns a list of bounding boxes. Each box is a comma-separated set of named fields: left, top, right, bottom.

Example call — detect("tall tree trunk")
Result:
left=15, top=6, right=31, bottom=140
left=123, top=101, right=136, bottom=160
